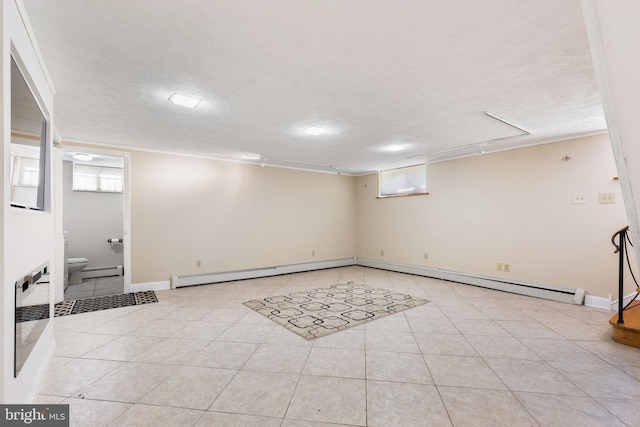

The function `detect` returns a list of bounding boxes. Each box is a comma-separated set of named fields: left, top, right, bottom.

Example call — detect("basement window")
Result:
left=11, top=154, right=40, bottom=187
left=73, top=164, right=124, bottom=193
left=378, top=164, right=427, bottom=198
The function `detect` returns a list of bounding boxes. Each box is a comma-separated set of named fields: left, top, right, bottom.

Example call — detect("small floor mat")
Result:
left=244, top=282, right=429, bottom=340
left=54, top=291, right=158, bottom=317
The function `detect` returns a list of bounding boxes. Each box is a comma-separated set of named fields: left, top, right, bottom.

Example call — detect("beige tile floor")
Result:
left=37, top=266, right=640, bottom=426
left=65, top=276, right=124, bottom=300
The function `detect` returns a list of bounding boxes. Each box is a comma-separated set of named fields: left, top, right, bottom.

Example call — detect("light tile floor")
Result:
left=65, top=276, right=124, bottom=300
left=38, top=266, right=640, bottom=426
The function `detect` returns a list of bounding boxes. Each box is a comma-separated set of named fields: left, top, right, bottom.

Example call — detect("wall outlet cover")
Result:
left=573, top=193, right=587, bottom=204
left=599, top=193, right=615, bottom=204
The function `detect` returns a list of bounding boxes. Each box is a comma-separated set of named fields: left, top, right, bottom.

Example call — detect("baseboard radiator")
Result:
left=83, top=265, right=123, bottom=279
left=170, top=258, right=356, bottom=288
left=356, top=258, right=585, bottom=305
left=168, top=257, right=585, bottom=305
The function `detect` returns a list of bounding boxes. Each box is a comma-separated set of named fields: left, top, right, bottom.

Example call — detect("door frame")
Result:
left=60, top=146, right=131, bottom=295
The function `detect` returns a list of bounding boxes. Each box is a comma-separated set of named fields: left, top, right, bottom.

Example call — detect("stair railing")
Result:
left=611, top=226, right=640, bottom=324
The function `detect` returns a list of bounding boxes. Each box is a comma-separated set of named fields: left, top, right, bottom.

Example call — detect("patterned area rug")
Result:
left=54, top=291, right=158, bottom=317
left=243, top=282, right=429, bottom=340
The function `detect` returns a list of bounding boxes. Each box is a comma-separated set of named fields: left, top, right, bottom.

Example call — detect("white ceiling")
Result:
left=23, top=0, right=606, bottom=174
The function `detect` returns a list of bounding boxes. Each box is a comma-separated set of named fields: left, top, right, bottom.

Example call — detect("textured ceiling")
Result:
left=11, top=58, right=45, bottom=134
left=23, top=0, right=606, bottom=174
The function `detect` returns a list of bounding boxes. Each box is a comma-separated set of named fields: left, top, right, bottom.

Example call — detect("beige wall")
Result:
left=357, top=134, right=632, bottom=298
left=69, top=132, right=631, bottom=299
left=130, top=151, right=357, bottom=283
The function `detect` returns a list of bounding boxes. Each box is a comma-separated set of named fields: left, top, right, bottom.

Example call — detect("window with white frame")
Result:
left=379, top=163, right=427, bottom=197
left=13, top=155, right=40, bottom=187
left=73, top=164, right=123, bottom=193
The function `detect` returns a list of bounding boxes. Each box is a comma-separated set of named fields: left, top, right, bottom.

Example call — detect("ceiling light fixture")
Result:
left=304, top=126, right=326, bottom=136
left=386, top=145, right=405, bottom=152
left=72, top=153, right=93, bottom=161
left=168, top=91, right=202, bottom=108
left=382, top=142, right=414, bottom=153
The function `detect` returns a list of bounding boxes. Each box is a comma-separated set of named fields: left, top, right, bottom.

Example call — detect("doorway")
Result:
left=61, top=149, right=130, bottom=300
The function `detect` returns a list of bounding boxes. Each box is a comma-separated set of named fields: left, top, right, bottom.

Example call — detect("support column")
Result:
left=582, top=1, right=640, bottom=273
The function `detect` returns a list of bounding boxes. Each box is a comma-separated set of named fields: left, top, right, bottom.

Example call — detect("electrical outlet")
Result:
left=573, top=193, right=587, bottom=204
left=196, top=260, right=201, bottom=267
left=599, top=193, right=615, bottom=204
left=496, top=263, right=503, bottom=271
left=504, top=264, right=510, bottom=272
left=424, top=252, right=429, bottom=260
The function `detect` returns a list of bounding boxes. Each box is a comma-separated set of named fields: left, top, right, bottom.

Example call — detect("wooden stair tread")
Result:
left=610, top=300, right=640, bottom=348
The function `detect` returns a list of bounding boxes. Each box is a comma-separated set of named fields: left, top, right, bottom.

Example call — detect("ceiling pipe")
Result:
left=483, top=111, right=531, bottom=136
left=260, top=156, right=347, bottom=175
left=408, top=111, right=532, bottom=160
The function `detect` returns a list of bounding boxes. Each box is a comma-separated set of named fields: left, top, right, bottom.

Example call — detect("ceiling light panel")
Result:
left=380, top=142, right=414, bottom=153
left=304, top=126, right=326, bottom=136
left=168, top=91, right=202, bottom=108
left=386, top=145, right=404, bottom=152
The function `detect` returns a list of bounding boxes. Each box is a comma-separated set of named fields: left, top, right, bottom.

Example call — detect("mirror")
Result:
left=15, top=262, right=50, bottom=377
left=10, top=57, right=47, bottom=210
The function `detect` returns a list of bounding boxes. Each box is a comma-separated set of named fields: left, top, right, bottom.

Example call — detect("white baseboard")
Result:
left=355, top=258, right=584, bottom=305
left=584, top=294, right=613, bottom=310
left=83, top=265, right=123, bottom=279
left=151, top=257, right=603, bottom=308
left=130, top=280, right=171, bottom=292
left=609, top=292, right=639, bottom=311
left=171, top=258, right=356, bottom=288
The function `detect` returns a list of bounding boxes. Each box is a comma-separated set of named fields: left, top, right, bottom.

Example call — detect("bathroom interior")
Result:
left=62, top=151, right=125, bottom=300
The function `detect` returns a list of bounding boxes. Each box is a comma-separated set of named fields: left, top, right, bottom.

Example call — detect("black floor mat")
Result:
left=54, top=291, right=158, bottom=317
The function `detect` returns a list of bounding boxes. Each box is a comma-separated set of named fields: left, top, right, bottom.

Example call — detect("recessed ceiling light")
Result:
left=381, top=142, right=413, bottom=153
left=168, top=91, right=202, bottom=108
left=72, top=153, right=93, bottom=161
left=304, top=126, right=326, bottom=136
left=386, top=145, right=405, bottom=152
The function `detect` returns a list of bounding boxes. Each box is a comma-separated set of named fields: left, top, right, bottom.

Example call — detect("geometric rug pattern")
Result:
left=53, top=291, right=158, bottom=317
left=243, top=282, right=429, bottom=340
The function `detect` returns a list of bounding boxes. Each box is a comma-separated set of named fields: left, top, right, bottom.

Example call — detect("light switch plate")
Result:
left=599, top=193, right=615, bottom=204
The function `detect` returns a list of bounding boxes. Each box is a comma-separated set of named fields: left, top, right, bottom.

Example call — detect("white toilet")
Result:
left=67, top=257, right=89, bottom=285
